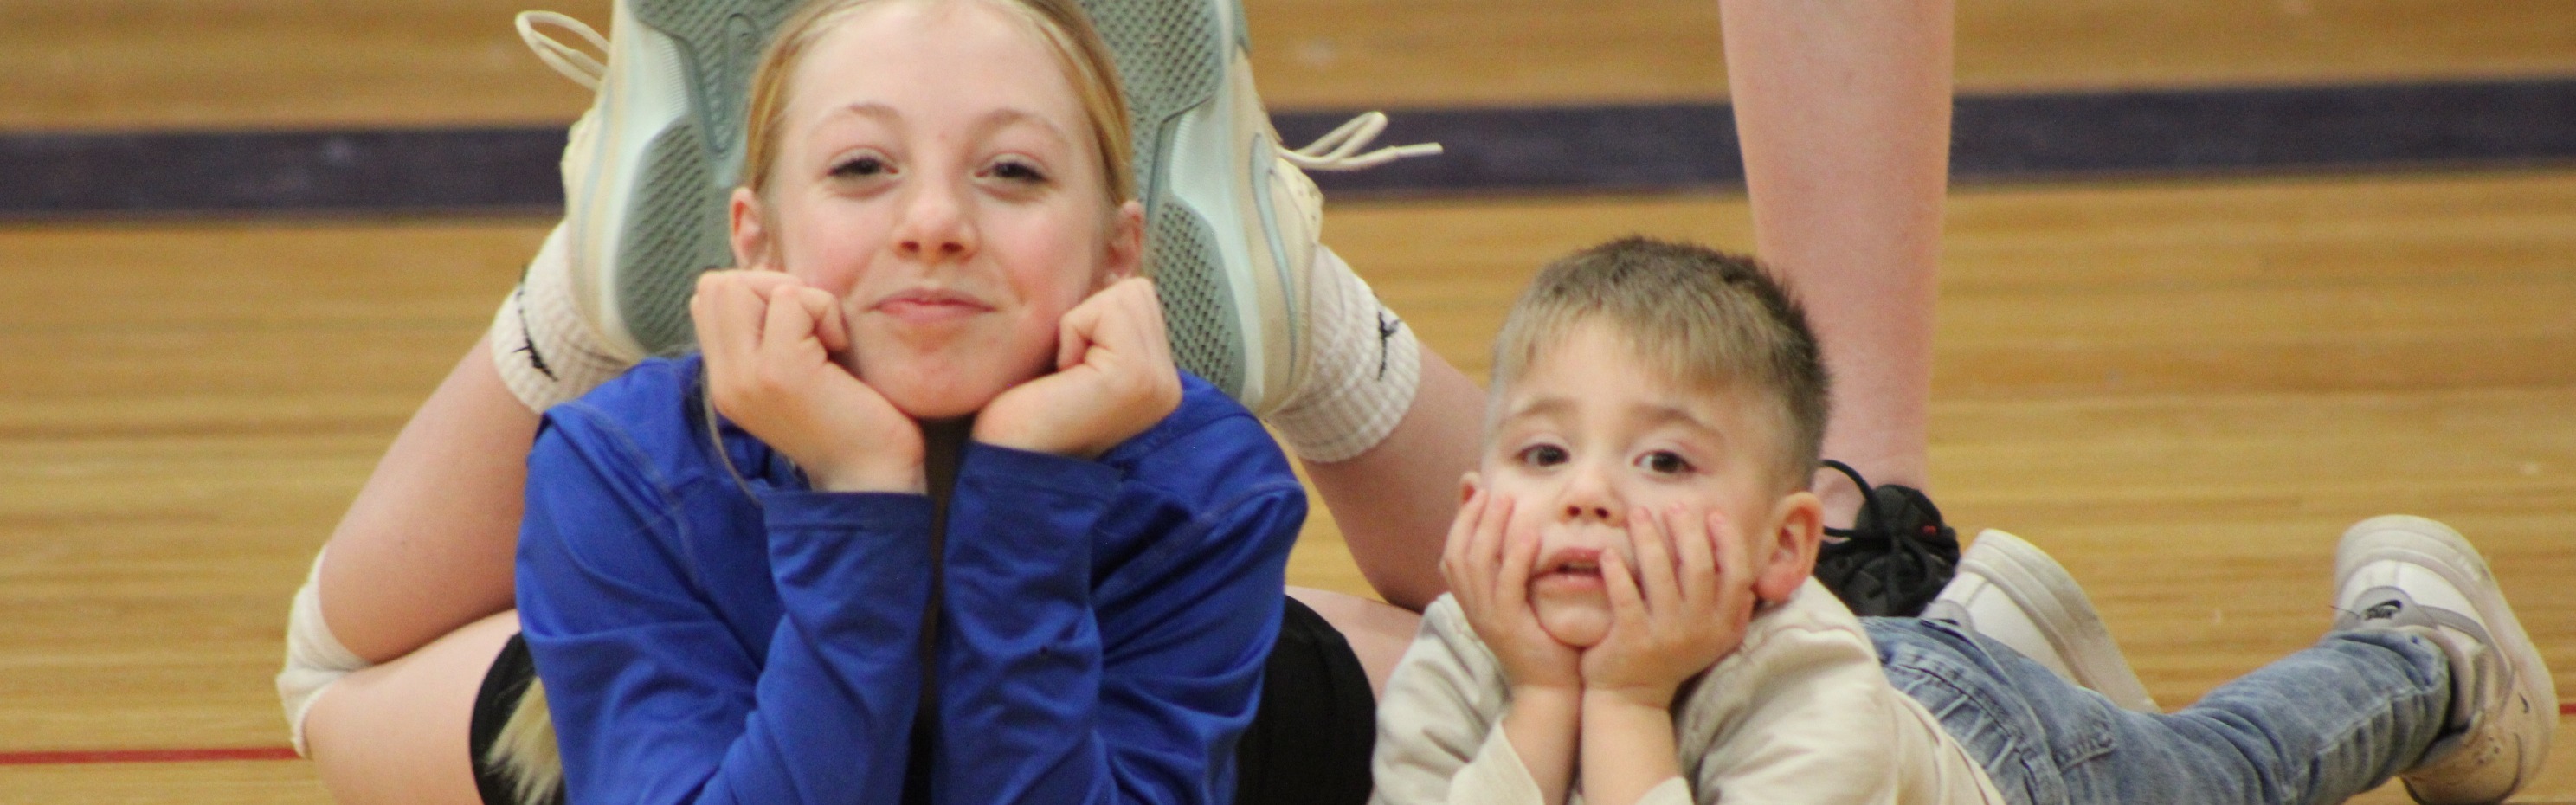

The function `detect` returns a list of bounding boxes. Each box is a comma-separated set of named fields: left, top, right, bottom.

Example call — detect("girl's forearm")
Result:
left=1502, top=685, right=1581, bottom=805
left=1579, top=691, right=1682, bottom=805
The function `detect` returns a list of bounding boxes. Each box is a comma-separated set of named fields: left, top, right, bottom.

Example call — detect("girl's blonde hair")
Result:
left=738, top=0, right=1138, bottom=208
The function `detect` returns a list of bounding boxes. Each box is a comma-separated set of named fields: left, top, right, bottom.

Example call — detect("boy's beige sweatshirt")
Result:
left=1369, top=578, right=2006, bottom=805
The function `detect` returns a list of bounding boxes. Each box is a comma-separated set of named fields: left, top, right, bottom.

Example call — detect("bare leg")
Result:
left=1288, top=586, right=1424, bottom=697
left=1719, top=0, right=1953, bottom=521
left=318, top=336, right=538, bottom=661
left=1299, top=354, right=1484, bottom=613
left=306, top=610, right=520, bottom=805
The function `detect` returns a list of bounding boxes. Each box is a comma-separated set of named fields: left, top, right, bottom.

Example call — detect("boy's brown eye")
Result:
left=1517, top=444, right=1568, bottom=467
left=1639, top=450, right=1692, bottom=475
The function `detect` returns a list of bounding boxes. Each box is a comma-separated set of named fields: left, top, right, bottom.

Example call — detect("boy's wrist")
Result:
left=1500, top=683, right=1583, bottom=805
left=1578, top=689, right=1682, bottom=805
left=1509, top=682, right=1584, bottom=713
left=1583, top=684, right=1679, bottom=714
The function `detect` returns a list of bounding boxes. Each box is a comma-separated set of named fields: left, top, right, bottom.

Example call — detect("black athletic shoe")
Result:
left=1811, top=460, right=1960, bottom=617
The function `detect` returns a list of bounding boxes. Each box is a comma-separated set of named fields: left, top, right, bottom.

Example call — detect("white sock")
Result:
left=489, top=223, right=637, bottom=412
left=1268, top=245, right=1420, bottom=463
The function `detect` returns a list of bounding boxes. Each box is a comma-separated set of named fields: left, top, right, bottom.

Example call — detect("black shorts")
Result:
left=469, top=596, right=1375, bottom=805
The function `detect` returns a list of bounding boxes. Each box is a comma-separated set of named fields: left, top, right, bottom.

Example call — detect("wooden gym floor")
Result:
left=1, top=1, right=2571, bottom=802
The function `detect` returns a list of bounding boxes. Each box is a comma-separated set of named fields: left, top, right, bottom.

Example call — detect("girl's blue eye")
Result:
left=1516, top=444, right=1568, bottom=467
left=1638, top=450, right=1693, bottom=475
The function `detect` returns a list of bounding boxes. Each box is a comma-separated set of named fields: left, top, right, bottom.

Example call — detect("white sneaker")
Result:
left=1924, top=529, right=2161, bottom=712
left=518, top=1, right=1436, bottom=394
left=518, top=2, right=802, bottom=361
left=2335, top=515, right=2554, bottom=805
left=1084, top=0, right=1435, bottom=412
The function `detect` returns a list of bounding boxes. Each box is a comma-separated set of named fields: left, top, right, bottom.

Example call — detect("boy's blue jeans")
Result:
left=1866, top=617, right=2453, bottom=805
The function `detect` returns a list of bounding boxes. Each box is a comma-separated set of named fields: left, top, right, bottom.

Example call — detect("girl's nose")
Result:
left=894, top=181, right=976, bottom=261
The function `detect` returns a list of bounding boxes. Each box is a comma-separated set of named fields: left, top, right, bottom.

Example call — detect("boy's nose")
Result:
left=1558, top=464, right=1621, bottom=524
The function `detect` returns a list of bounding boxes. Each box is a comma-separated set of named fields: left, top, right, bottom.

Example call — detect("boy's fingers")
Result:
left=1600, top=546, right=1646, bottom=625
left=1439, top=486, right=1484, bottom=588
left=1496, top=503, right=1542, bottom=608
left=1676, top=506, right=1717, bottom=608
left=1627, top=507, right=1679, bottom=614
left=1710, top=510, right=1752, bottom=589
left=1472, top=494, right=1512, bottom=574
left=1708, top=511, right=1758, bottom=621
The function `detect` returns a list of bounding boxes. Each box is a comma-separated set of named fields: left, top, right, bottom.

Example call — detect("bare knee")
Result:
left=1288, top=586, right=1421, bottom=698
left=306, top=611, right=519, bottom=805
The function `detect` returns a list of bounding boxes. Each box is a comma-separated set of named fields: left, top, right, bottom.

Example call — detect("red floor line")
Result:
left=3, top=705, right=2573, bottom=765
left=0, top=747, right=299, bottom=765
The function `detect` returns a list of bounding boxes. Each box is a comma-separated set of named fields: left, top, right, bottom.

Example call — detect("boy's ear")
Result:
left=729, top=187, right=775, bottom=271
left=1099, top=200, right=1146, bottom=286
left=1754, top=489, right=1825, bottom=604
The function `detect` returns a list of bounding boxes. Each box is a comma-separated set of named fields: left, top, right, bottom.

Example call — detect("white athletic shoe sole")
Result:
left=560, top=0, right=799, bottom=360
left=1085, top=0, right=1313, bottom=409
left=1928, top=529, right=2160, bottom=713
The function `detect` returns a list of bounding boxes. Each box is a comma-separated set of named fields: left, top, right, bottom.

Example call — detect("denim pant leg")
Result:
left=1866, top=618, right=2452, bottom=805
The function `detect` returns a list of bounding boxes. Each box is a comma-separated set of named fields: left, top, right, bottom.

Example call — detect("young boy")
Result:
left=1368, top=237, right=2553, bottom=805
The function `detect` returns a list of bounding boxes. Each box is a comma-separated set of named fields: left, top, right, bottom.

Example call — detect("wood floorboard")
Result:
left=3, top=0, right=2569, bottom=130
left=1, top=171, right=2569, bottom=802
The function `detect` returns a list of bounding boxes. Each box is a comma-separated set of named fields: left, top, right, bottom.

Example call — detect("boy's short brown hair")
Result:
left=1490, top=237, right=1831, bottom=491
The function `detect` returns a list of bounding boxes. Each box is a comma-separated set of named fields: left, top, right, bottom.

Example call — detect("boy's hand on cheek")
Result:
left=975, top=277, right=1182, bottom=459
left=1441, top=486, right=1581, bottom=695
left=1581, top=507, right=1757, bottom=710
left=692, top=270, right=924, bottom=493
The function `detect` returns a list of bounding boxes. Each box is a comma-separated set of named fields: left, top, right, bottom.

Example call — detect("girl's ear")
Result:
left=1755, top=489, right=1825, bottom=604
left=730, top=187, right=775, bottom=271
left=1099, top=200, right=1146, bottom=286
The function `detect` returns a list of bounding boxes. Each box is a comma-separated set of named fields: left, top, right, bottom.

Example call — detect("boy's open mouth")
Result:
left=1532, top=547, right=1605, bottom=591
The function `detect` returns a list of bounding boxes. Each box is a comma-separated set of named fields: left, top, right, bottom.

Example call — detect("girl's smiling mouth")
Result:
left=873, top=287, right=994, bottom=324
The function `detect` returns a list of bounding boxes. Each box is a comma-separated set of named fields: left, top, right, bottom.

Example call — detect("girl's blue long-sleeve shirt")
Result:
left=514, top=356, right=1305, bottom=805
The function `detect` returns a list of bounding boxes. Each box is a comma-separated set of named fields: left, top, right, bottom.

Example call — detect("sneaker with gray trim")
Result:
left=1080, top=0, right=1433, bottom=412
left=1925, top=529, right=2159, bottom=712
left=515, top=0, right=1437, bottom=406
left=2335, top=514, right=2553, bottom=805
left=519, top=2, right=803, bottom=361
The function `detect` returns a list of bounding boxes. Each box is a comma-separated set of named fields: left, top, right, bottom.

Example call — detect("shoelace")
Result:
left=1281, top=112, right=1444, bottom=171
left=511, top=10, right=1441, bottom=175
left=516, top=10, right=608, bottom=91
left=1819, top=459, right=1947, bottom=561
